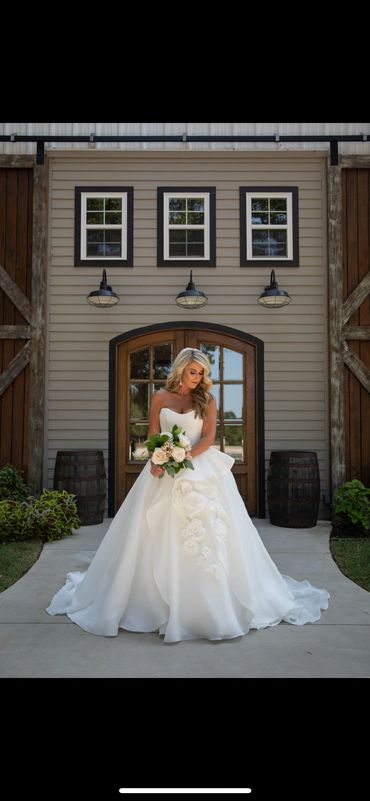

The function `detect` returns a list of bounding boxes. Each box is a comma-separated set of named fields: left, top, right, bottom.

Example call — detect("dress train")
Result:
left=46, top=408, right=329, bottom=642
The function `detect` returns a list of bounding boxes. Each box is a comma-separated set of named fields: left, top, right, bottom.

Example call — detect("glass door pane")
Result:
left=224, top=384, right=243, bottom=419
left=200, top=344, right=220, bottom=380
left=199, top=342, right=245, bottom=462
left=128, top=342, right=173, bottom=461
left=223, top=348, right=243, bottom=380
left=153, top=344, right=172, bottom=379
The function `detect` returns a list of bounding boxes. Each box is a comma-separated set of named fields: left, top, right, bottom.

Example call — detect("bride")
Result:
left=46, top=347, right=329, bottom=642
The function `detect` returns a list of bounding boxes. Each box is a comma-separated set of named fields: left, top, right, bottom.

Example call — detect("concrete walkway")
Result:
left=1, top=519, right=369, bottom=677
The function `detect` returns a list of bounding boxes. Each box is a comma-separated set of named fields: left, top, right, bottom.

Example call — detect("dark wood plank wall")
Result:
left=0, top=168, right=33, bottom=478
left=343, top=169, right=370, bottom=486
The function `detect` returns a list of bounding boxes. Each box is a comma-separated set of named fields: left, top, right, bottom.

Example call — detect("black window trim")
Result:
left=240, top=186, right=299, bottom=267
left=74, top=186, right=134, bottom=267
left=157, top=186, right=216, bottom=267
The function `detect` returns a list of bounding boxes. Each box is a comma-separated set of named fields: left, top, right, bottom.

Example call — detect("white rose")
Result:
left=183, top=518, right=205, bottom=540
left=214, top=518, right=227, bottom=538
left=161, top=431, right=173, bottom=440
left=172, top=446, right=186, bottom=463
left=178, top=433, right=191, bottom=448
left=151, top=448, right=169, bottom=465
left=183, top=538, right=200, bottom=556
left=197, top=545, right=212, bottom=567
left=172, top=488, right=184, bottom=512
left=206, top=563, right=222, bottom=580
left=182, top=490, right=206, bottom=515
left=209, top=500, right=224, bottom=514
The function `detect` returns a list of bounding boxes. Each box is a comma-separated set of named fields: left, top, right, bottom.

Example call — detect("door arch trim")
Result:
left=109, top=321, right=265, bottom=516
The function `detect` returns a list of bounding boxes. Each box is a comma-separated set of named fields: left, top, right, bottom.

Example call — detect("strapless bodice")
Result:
left=158, top=406, right=235, bottom=482
left=159, top=407, right=203, bottom=446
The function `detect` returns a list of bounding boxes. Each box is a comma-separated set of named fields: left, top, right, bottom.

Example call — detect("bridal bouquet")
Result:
left=146, top=424, right=194, bottom=478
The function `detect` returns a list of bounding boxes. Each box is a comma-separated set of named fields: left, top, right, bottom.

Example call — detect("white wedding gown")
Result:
left=46, top=408, right=329, bottom=642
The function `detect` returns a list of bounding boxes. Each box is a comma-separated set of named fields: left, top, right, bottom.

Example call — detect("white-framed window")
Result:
left=240, top=187, right=299, bottom=266
left=74, top=187, right=133, bottom=266
left=157, top=187, right=216, bottom=266
left=165, top=193, right=208, bottom=260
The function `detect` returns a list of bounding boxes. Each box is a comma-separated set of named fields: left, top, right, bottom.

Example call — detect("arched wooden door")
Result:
left=110, top=323, right=264, bottom=517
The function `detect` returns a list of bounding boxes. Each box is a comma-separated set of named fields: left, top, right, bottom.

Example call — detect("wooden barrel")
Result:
left=54, top=450, right=106, bottom=525
left=267, top=451, right=320, bottom=528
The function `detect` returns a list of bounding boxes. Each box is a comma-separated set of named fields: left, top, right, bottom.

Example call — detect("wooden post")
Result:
left=327, top=160, right=346, bottom=498
left=27, top=161, right=48, bottom=495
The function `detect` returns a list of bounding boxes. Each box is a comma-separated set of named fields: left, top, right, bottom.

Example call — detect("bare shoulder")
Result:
left=151, top=388, right=168, bottom=407
left=207, top=394, right=217, bottom=413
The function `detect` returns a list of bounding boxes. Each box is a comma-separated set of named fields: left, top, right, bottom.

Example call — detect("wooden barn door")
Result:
left=115, top=326, right=259, bottom=515
left=0, top=168, right=33, bottom=480
left=342, top=168, right=370, bottom=486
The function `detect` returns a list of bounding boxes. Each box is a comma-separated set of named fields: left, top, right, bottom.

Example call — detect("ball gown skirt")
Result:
left=46, top=408, right=330, bottom=642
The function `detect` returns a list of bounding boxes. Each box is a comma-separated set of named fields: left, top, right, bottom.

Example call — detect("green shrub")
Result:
left=27, top=489, right=80, bottom=542
left=0, top=490, right=80, bottom=544
left=0, top=499, right=34, bottom=543
left=0, top=463, right=30, bottom=501
left=333, top=479, right=370, bottom=534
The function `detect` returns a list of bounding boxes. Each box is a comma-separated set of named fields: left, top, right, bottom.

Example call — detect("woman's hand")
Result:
left=150, top=462, right=165, bottom=478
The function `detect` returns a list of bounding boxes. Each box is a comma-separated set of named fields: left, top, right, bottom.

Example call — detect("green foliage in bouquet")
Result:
left=145, top=426, right=179, bottom=452
left=145, top=424, right=194, bottom=478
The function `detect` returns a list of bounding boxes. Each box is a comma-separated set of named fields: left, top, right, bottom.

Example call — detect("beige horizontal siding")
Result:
left=45, top=150, right=330, bottom=515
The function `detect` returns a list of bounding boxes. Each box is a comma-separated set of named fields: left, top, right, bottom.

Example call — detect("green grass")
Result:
left=0, top=539, right=43, bottom=592
left=330, top=537, right=370, bottom=592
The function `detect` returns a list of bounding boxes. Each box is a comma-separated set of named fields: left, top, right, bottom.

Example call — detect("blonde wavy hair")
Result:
left=165, top=348, right=213, bottom=420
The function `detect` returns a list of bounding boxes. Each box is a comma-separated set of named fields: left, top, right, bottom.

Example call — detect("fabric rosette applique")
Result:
left=145, top=424, right=194, bottom=478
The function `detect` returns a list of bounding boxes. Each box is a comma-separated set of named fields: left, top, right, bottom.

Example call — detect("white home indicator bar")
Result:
left=119, top=791, right=252, bottom=795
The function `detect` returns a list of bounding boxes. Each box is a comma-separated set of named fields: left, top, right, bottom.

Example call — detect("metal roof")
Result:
left=1, top=122, right=370, bottom=156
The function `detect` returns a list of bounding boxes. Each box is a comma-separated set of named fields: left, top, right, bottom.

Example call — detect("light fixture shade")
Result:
left=257, top=269, right=292, bottom=309
left=175, top=270, right=208, bottom=309
left=87, top=268, right=120, bottom=307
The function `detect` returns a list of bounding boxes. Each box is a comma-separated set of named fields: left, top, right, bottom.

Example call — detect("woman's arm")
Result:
left=148, top=390, right=163, bottom=437
left=189, top=395, right=217, bottom=458
left=147, top=391, right=165, bottom=477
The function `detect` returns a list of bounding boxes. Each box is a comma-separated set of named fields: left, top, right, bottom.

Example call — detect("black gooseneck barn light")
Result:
left=175, top=270, right=208, bottom=309
left=86, top=269, right=120, bottom=307
left=257, top=269, right=292, bottom=309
